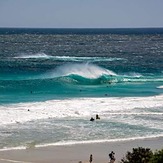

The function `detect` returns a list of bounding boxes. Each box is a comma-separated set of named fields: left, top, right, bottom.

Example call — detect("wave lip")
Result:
left=44, top=63, right=117, bottom=79
left=41, top=63, right=117, bottom=85
left=42, top=63, right=163, bottom=85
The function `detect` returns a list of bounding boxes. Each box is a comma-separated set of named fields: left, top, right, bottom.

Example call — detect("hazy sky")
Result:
left=0, top=0, right=163, bottom=28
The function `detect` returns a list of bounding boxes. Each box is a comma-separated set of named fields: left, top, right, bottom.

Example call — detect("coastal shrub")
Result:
left=120, top=147, right=153, bottom=163
left=149, top=149, right=163, bottom=163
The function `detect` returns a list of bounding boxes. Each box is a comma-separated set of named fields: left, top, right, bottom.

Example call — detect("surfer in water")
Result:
left=90, top=117, right=95, bottom=121
left=96, top=114, right=100, bottom=119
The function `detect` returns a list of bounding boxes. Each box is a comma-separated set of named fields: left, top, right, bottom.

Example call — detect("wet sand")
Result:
left=0, top=137, right=163, bottom=163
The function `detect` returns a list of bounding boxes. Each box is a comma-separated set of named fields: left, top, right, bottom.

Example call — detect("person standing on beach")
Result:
left=89, top=154, right=93, bottom=163
left=109, top=151, right=115, bottom=163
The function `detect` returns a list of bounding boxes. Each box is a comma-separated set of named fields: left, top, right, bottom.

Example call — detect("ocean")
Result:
left=0, top=28, right=163, bottom=150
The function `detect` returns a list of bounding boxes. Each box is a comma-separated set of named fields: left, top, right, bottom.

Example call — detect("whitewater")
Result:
left=0, top=95, right=163, bottom=125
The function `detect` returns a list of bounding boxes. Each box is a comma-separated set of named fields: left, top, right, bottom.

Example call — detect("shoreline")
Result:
left=1, top=134, right=163, bottom=152
left=0, top=137, right=163, bottom=163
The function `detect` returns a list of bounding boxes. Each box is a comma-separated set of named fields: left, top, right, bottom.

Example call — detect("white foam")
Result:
left=0, top=146, right=26, bottom=151
left=53, top=56, right=125, bottom=62
left=45, top=63, right=117, bottom=79
left=0, top=95, right=163, bottom=126
left=157, top=85, right=163, bottom=89
left=14, top=53, right=53, bottom=59
left=1, top=134, right=163, bottom=151
left=36, top=134, right=163, bottom=148
left=14, top=54, right=125, bottom=62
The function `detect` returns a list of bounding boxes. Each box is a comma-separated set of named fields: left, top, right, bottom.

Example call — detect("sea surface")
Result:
left=0, top=28, right=163, bottom=150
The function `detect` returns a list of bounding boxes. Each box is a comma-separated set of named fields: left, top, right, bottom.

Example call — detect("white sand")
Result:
left=0, top=137, right=163, bottom=163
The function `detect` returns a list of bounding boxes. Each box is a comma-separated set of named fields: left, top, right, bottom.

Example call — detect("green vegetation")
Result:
left=149, top=149, right=163, bottom=163
left=120, top=147, right=163, bottom=163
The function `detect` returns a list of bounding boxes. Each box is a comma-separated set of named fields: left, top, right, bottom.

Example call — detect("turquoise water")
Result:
left=0, top=28, right=163, bottom=150
left=0, top=29, right=163, bottom=104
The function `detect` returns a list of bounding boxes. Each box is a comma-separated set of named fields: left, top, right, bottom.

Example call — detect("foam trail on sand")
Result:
left=1, top=134, right=163, bottom=151
left=0, top=158, right=33, bottom=163
left=35, top=134, right=163, bottom=147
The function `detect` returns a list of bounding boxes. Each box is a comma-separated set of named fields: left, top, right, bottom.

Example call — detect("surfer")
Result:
left=96, top=114, right=100, bottom=120
left=90, top=117, right=95, bottom=121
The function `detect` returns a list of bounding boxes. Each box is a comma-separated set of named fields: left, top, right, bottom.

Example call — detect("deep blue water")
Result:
left=0, top=28, right=163, bottom=104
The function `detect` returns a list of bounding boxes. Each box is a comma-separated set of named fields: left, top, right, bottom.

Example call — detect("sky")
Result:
left=0, top=0, right=163, bottom=28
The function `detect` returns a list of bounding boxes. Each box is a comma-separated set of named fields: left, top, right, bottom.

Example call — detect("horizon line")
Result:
left=0, top=27, right=163, bottom=29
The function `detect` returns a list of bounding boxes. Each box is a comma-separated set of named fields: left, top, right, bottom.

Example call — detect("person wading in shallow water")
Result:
left=89, top=154, right=93, bottom=163
left=90, top=117, right=95, bottom=121
left=96, top=114, right=100, bottom=120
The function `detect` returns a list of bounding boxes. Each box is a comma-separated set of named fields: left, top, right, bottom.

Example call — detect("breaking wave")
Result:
left=41, top=63, right=163, bottom=85
left=1, top=63, right=163, bottom=85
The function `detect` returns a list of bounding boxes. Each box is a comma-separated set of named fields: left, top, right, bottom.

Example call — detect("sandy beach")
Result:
left=0, top=137, right=163, bottom=163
